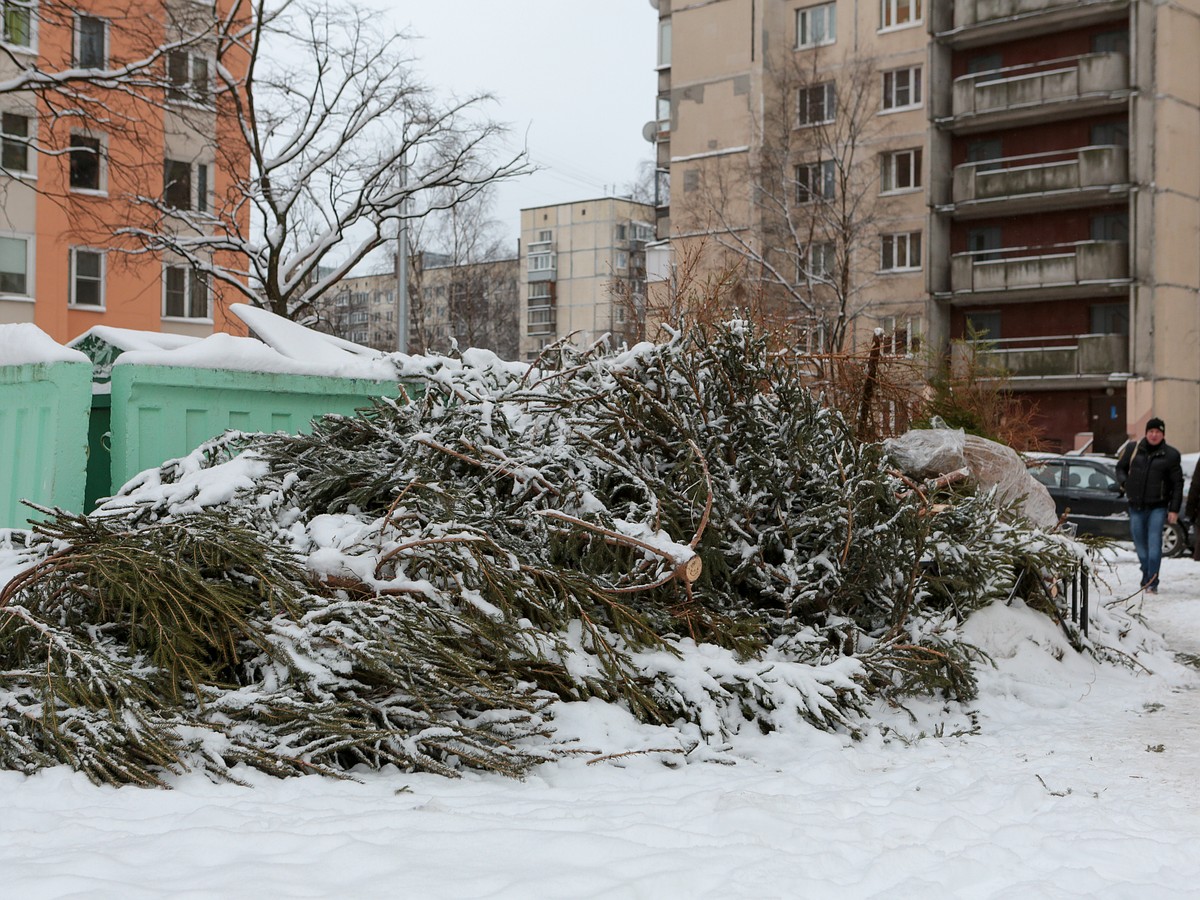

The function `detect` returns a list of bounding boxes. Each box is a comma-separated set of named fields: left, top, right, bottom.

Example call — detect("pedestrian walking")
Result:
left=1116, top=417, right=1184, bottom=592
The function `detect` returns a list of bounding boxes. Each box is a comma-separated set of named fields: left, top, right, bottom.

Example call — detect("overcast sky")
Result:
left=391, top=1, right=659, bottom=250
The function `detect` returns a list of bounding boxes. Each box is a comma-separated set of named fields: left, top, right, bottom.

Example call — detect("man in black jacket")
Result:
left=1116, top=417, right=1184, bottom=593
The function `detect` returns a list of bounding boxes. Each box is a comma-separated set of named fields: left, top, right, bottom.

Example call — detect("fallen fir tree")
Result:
left=0, top=321, right=1089, bottom=786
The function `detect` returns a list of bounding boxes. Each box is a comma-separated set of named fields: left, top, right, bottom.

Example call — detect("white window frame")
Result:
left=657, top=18, right=672, bottom=68
left=69, top=247, right=105, bottom=309
left=163, top=158, right=212, bottom=212
left=166, top=49, right=213, bottom=106
left=795, top=159, right=836, bottom=203
left=798, top=82, right=837, bottom=126
left=880, top=148, right=922, bottom=194
left=880, top=315, right=922, bottom=356
left=162, top=263, right=211, bottom=320
left=1, top=0, right=36, bottom=53
left=529, top=252, right=554, bottom=272
left=74, top=13, right=107, bottom=68
left=68, top=131, right=107, bottom=194
left=0, top=110, right=34, bottom=177
left=0, top=232, right=34, bottom=300
left=880, top=0, right=922, bottom=31
left=796, top=2, right=836, bottom=49
left=880, top=231, right=922, bottom=272
left=881, top=66, right=922, bottom=112
left=799, top=241, right=836, bottom=283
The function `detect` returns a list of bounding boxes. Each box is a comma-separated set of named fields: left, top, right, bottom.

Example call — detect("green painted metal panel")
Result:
left=108, top=365, right=405, bottom=496
left=0, top=361, right=93, bottom=528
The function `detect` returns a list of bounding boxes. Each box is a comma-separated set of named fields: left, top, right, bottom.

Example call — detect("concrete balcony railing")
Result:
left=951, top=53, right=1128, bottom=124
left=951, top=240, right=1128, bottom=296
left=953, top=145, right=1127, bottom=208
left=952, top=332, right=1128, bottom=380
left=952, top=0, right=1126, bottom=31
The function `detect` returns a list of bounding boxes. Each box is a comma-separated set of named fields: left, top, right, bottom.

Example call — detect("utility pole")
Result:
left=396, top=158, right=409, bottom=353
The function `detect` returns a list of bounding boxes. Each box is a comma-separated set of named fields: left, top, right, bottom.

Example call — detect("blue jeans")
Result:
left=1129, top=505, right=1168, bottom=589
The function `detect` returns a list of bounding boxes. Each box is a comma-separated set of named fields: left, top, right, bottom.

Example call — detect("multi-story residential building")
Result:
left=653, top=0, right=1200, bottom=452
left=650, top=0, right=928, bottom=357
left=520, top=197, right=654, bottom=361
left=930, top=0, right=1200, bottom=452
left=326, top=254, right=520, bottom=359
left=0, top=1, right=247, bottom=344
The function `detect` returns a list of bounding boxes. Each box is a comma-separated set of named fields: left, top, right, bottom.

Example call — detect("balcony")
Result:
left=941, top=0, right=1129, bottom=48
left=950, top=240, right=1129, bottom=301
left=527, top=305, right=556, bottom=336
left=951, top=332, right=1128, bottom=386
left=949, top=145, right=1128, bottom=217
left=946, top=53, right=1128, bottom=133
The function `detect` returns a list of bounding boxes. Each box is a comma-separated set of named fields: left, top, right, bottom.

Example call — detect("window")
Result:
left=164, top=159, right=191, bottom=209
left=799, top=241, right=836, bottom=282
left=0, top=234, right=31, bottom=296
left=70, top=249, right=104, bottom=308
left=880, top=0, right=921, bottom=29
left=529, top=250, right=554, bottom=272
left=528, top=282, right=551, bottom=302
left=1090, top=302, right=1129, bottom=335
left=1, top=112, right=30, bottom=173
left=882, top=66, right=922, bottom=111
left=796, top=2, right=836, bottom=48
left=1091, top=121, right=1128, bottom=147
left=657, top=18, right=671, bottom=67
left=75, top=15, right=106, bottom=68
left=880, top=231, right=921, bottom=271
left=798, top=82, right=836, bottom=125
left=967, top=138, right=1003, bottom=171
left=968, top=226, right=1002, bottom=262
left=164, top=264, right=209, bottom=318
left=164, top=159, right=211, bottom=211
left=616, top=251, right=628, bottom=270
left=1091, top=212, right=1128, bottom=243
left=536, top=230, right=552, bottom=243
left=1092, top=30, right=1129, bottom=55
left=167, top=50, right=210, bottom=104
left=69, top=134, right=102, bottom=191
left=795, top=160, right=835, bottom=203
left=965, top=310, right=1001, bottom=339
left=2, top=0, right=33, bottom=49
left=880, top=148, right=921, bottom=193
left=881, top=315, right=922, bottom=355
left=967, top=54, right=1002, bottom=75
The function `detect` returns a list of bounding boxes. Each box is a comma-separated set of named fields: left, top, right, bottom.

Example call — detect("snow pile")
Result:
left=0, top=324, right=89, bottom=367
left=0, top=322, right=1092, bottom=786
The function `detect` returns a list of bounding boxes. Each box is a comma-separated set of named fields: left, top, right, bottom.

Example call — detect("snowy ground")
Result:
left=4, top=548, right=1200, bottom=899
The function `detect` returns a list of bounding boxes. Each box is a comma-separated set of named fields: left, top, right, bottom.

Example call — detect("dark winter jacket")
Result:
left=1186, top=458, right=1200, bottom=522
left=1117, top=438, right=1184, bottom=512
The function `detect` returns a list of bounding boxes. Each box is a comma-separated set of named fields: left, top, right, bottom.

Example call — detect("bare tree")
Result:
left=118, top=0, right=529, bottom=320
left=403, top=187, right=518, bottom=357
left=678, top=50, right=889, bottom=353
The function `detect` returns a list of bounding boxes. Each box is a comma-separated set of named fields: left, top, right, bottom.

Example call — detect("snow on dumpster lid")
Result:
left=67, top=326, right=202, bottom=354
left=112, top=332, right=398, bottom=380
left=0, top=323, right=89, bottom=366
left=231, top=303, right=385, bottom=361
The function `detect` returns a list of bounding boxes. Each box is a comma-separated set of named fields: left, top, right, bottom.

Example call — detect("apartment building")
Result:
left=0, top=1, right=247, bottom=344
left=325, top=255, right=520, bottom=359
left=650, top=0, right=928, bottom=355
left=520, top=197, right=654, bottom=361
left=930, top=0, right=1200, bottom=452
left=653, top=0, right=1200, bottom=451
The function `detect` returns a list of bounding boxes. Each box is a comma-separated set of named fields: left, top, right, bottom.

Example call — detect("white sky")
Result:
left=391, top=1, right=660, bottom=250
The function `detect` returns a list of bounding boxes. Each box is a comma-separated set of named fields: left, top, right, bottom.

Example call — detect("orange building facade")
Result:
left=0, top=0, right=248, bottom=344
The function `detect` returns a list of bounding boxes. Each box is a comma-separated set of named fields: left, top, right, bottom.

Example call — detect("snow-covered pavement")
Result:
left=3, top=548, right=1200, bottom=899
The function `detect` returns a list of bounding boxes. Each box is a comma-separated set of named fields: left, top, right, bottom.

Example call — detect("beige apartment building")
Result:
left=652, top=0, right=1200, bottom=452
left=520, top=197, right=655, bottom=361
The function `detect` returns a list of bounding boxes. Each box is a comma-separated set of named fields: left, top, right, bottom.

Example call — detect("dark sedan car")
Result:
left=1027, top=455, right=1191, bottom=557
